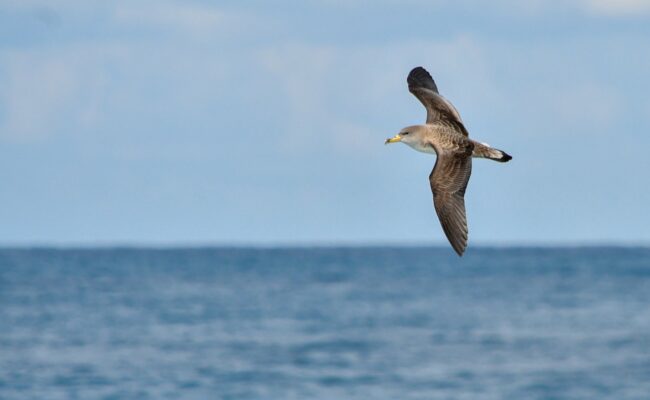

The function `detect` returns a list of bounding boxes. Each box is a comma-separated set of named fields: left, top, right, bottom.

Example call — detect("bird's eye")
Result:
left=402, top=132, right=409, bottom=135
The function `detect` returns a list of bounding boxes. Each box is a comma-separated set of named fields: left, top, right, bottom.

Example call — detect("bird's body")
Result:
left=400, top=123, right=471, bottom=155
left=385, top=67, right=511, bottom=256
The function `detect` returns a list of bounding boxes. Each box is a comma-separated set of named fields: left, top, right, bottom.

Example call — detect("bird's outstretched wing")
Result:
left=408, top=67, right=468, bottom=136
left=429, top=147, right=473, bottom=256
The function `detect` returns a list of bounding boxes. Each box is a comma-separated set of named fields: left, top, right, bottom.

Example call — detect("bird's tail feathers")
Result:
left=472, top=142, right=512, bottom=163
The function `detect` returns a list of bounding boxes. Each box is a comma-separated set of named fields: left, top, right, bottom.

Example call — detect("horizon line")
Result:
left=1, top=240, right=649, bottom=250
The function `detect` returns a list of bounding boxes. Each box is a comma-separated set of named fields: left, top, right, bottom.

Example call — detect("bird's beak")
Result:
left=385, top=134, right=402, bottom=145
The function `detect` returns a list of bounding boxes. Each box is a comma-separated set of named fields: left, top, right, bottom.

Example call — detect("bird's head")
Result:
left=384, top=125, right=426, bottom=148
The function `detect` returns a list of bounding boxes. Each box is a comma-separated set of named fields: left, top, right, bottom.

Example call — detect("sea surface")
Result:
left=1, top=247, right=650, bottom=399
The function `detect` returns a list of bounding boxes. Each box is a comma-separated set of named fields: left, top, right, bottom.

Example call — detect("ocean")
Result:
left=1, top=247, right=649, bottom=399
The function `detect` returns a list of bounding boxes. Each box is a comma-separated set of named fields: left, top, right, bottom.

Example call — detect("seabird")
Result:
left=385, top=66, right=512, bottom=256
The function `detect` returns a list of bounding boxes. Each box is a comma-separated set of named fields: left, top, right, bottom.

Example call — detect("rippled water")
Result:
left=1, top=247, right=650, bottom=399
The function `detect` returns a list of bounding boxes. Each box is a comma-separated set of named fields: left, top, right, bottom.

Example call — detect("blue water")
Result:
left=1, top=247, right=650, bottom=399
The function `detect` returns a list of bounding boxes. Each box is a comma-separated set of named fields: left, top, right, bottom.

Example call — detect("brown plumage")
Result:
left=385, top=67, right=512, bottom=256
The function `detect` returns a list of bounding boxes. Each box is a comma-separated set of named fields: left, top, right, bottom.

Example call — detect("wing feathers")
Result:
left=407, top=66, right=439, bottom=93
left=429, top=150, right=472, bottom=256
left=404, top=67, right=478, bottom=255
left=407, top=67, right=466, bottom=134
left=434, top=194, right=468, bottom=256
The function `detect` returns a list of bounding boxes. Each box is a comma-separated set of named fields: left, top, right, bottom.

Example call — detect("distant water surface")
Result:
left=1, top=247, right=650, bottom=399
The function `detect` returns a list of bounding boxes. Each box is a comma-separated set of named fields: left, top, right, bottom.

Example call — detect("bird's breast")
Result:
left=411, top=141, right=438, bottom=155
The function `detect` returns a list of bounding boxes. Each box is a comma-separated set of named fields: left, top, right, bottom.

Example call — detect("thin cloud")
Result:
left=579, top=0, right=650, bottom=16
left=0, top=49, right=106, bottom=141
left=113, top=3, right=226, bottom=36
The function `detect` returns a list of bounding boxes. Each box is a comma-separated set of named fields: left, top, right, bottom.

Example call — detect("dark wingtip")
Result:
left=407, top=66, right=438, bottom=93
left=447, top=236, right=467, bottom=257
left=453, top=244, right=466, bottom=257
left=409, top=66, right=428, bottom=76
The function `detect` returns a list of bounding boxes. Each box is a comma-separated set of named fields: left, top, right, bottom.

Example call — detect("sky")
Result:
left=1, top=0, right=650, bottom=246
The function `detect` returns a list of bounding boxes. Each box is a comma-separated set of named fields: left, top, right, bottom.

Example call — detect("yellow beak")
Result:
left=384, top=134, right=402, bottom=145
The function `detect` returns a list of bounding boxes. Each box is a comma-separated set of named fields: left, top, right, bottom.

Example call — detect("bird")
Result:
left=385, top=66, right=511, bottom=256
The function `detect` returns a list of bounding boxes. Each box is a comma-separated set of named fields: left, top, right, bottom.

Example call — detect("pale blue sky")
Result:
left=1, top=0, right=649, bottom=245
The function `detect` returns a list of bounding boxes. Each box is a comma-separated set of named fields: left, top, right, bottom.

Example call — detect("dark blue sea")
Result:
left=1, top=247, right=650, bottom=399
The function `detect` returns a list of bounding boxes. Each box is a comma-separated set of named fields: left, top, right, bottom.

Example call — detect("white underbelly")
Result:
left=412, top=142, right=437, bottom=154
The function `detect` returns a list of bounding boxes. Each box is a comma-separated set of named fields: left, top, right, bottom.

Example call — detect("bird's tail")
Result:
left=472, top=142, right=512, bottom=162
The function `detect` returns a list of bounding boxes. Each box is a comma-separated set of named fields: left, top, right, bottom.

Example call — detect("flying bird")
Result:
left=385, top=67, right=511, bottom=256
